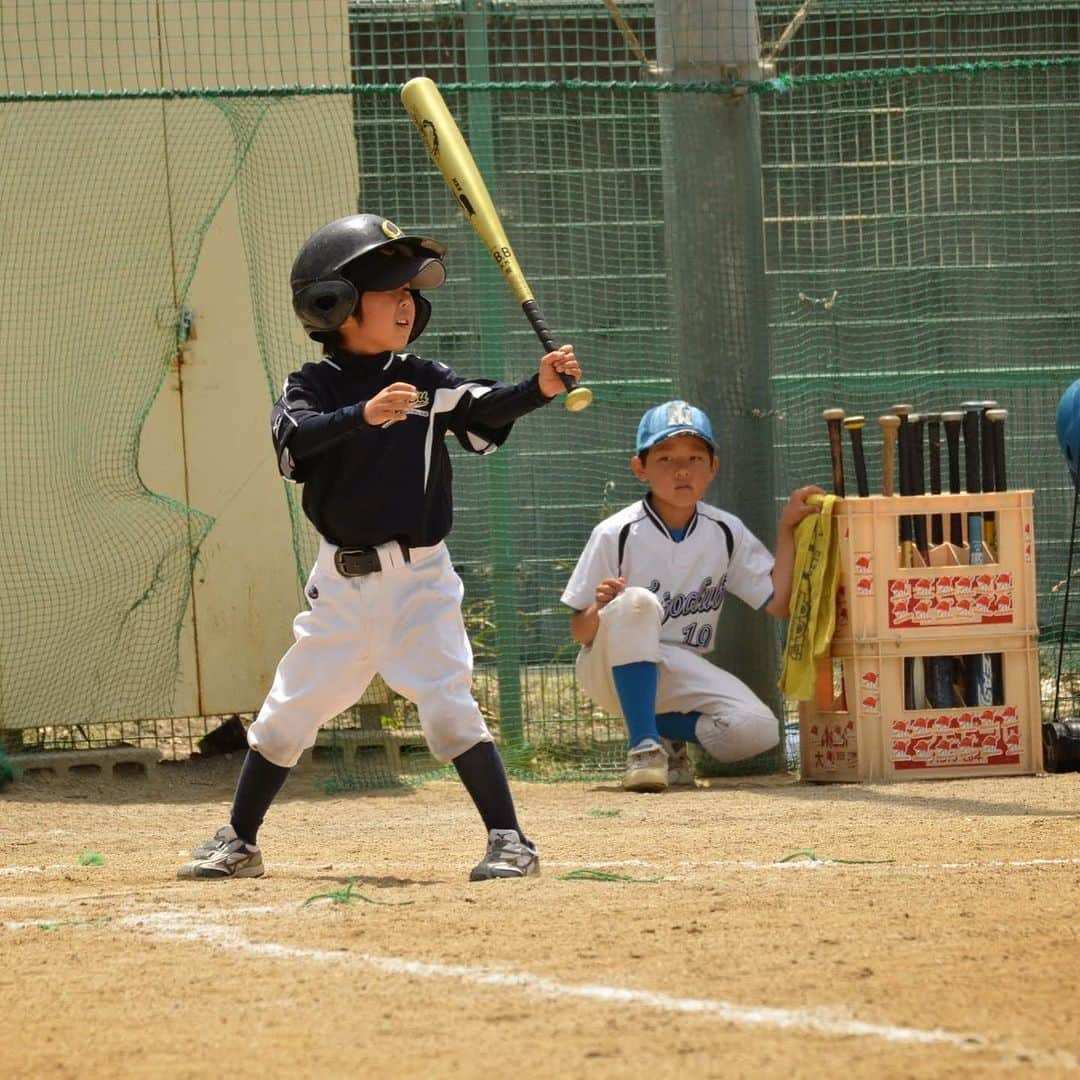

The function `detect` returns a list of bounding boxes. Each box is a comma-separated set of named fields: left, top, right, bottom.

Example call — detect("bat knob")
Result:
left=564, top=386, right=594, bottom=413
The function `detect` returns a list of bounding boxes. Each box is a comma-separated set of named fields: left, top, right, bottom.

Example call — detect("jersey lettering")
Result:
left=649, top=575, right=727, bottom=623
left=561, top=499, right=775, bottom=652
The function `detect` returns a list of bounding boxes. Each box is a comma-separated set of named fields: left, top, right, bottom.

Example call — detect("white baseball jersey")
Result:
left=561, top=498, right=775, bottom=654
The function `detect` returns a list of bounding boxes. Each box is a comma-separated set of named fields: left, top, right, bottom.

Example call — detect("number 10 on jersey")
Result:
left=681, top=622, right=713, bottom=648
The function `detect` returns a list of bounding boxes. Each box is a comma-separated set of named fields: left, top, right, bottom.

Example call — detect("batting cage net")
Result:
left=2, top=1, right=1079, bottom=788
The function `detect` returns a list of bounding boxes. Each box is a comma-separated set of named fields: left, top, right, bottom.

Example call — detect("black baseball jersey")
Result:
left=270, top=348, right=551, bottom=548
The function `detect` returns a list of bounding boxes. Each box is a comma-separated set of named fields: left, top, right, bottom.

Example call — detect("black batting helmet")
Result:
left=290, top=213, right=447, bottom=342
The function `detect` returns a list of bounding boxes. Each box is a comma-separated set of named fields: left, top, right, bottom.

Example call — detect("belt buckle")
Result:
left=334, top=547, right=381, bottom=577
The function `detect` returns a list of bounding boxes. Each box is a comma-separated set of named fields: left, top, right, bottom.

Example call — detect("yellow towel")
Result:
left=779, top=494, right=841, bottom=701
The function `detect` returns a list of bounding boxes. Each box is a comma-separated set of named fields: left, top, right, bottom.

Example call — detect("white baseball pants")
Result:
left=248, top=539, right=492, bottom=767
left=576, top=586, right=780, bottom=763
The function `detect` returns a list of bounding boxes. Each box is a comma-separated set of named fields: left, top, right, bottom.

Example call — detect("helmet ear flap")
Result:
left=292, top=279, right=358, bottom=333
left=408, top=292, right=432, bottom=342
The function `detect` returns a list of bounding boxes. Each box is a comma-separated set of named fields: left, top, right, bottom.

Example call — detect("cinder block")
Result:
left=11, top=747, right=163, bottom=780
left=313, top=729, right=429, bottom=774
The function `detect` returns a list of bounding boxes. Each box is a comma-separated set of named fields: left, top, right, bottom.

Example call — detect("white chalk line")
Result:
left=2, top=898, right=1076, bottom=1067
left=100, top=905, right=1072, bottom=1069
left=546, top=856, right=1080, bottom=872
left=3, top=904, right=275, bottom=931
left=4, top=855, right=1080, bottom=883
left=273, top=854, right=1078, bottom=874
left=0, top=863, right=80, bottom=876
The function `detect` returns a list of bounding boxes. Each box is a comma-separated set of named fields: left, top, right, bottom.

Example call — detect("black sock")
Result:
left=452, top=740, right=527, bottom=844
left=229, top=749, right=291, bottom=846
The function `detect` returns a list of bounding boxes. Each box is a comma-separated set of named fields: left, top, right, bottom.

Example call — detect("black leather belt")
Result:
left=333, top=542, right=411, bottom=578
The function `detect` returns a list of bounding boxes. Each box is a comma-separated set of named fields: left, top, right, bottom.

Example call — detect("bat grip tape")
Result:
left=522, top=299, right=558, bottom=353
left=522, top=299, right=576, bottom=392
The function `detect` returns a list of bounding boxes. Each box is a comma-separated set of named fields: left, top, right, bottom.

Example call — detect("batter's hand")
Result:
left=365, top=382, right=419, bottom=426
left=594, top=576, right=626, bottom=610
left=538, top=344, right=581, bottom=399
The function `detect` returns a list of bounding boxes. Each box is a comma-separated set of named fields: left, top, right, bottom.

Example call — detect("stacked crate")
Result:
left=798, top=490, right=1041, bottom=781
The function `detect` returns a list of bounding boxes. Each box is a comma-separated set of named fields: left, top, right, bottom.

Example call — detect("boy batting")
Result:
left=178, top=213, right=580, bottom=881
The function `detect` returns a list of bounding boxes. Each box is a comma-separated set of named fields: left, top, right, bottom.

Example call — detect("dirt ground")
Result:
left=2, top=755, right=1079, bottom=1079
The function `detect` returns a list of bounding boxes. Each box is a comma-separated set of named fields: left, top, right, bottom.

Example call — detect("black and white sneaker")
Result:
left=191, top=824, right=237, bottom=860
left=469, top=829, right=540, bottom=881
left=177, top=836, right=264, bottom=879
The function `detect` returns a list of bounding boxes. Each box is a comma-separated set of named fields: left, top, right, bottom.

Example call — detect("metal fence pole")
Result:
left=464, top=0, right=524, bottom=746
left=655, top=0, right=783, bottom=766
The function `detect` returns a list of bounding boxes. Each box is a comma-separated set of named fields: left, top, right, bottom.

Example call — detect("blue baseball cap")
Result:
left=636, top=400, right=717, bottom=455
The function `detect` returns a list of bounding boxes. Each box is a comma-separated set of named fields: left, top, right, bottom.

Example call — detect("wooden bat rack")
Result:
left=798, top=490, right=1042, bottom=782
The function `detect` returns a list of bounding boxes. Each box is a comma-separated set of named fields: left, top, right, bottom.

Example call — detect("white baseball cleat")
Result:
left=622, top=738, right=669, bottom=793
left=663, top=739, right=695, bottom=786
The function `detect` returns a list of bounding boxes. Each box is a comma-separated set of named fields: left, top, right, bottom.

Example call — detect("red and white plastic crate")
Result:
left=798, top=491, right=1041, bottom=782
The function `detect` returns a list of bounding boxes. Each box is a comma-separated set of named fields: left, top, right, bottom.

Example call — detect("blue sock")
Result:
left=656, top=711, right=702, bottom=744
left=612, top=661, right=660, bottom=748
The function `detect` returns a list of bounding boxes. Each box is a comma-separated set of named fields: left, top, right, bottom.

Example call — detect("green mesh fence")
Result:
left=2, top=2, right=1080, bottom=789
left=756, top=1, right=1080, bottom=743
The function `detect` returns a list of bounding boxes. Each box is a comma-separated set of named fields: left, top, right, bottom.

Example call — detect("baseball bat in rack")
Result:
left=909, top=413, right=929, bottom=567
left=987, top=407, right=1008, bottom=493
left=987, top=407, right=1009, bottom=705
left=965, top=399, right=999, bottom=555
left=942, top=410, right=964, bottom=549
left=916, top=411, right=953, bottom=706
left=891, top=402, right=914, bottom=553
left=924, top=410, right=962, bottom=707
left=879, top=414, right=900, bottom=498
left=896, top=410, right=925, bottom=709
left=822, top=408, right=846, bottom=497
left=878, top=412, right=907, bottom=702
left=962, top=404, right=994, bottom=707
left=925, top=412, right=943, bottom=549
left=980, top=399, right=999, bottom=553
left=910, top=413, right=940, bottom=706
left=843, top=415, right=870, bottom=497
